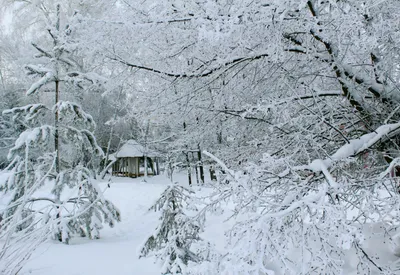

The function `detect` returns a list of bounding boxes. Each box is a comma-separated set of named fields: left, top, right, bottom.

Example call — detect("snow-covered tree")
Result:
left=140, top=184, right=201, bottom=274
left=0, top=5, right=120, bottom=273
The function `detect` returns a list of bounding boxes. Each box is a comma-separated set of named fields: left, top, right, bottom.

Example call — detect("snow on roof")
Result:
left=108, top=153, right=116, bottom=161
left=115, top=140, right=159, bottom=158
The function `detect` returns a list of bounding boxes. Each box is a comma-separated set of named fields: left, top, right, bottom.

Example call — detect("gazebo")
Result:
left=111, top=140, right=160, bottom=177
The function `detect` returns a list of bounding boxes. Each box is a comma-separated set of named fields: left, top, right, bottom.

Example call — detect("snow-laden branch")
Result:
left=26, top=71, right=55, bottom=95
left=309, top=121, right=400, bottom=172
left=2, top=104, right=47, bottom=123
left=203, top=150, right=234, bottom=177
left=66, top=71, right=107, bottom=85
left=25, top=64, right=52, bottom=77
left=31, top=43, right=52, bottom=59
left=261, top=90, right=343, bottom=109
left=109, top=52, right=269, bottom=78
left=8, top=125, right=55, bottom=160
left=53, top=101, right=96, bottom=128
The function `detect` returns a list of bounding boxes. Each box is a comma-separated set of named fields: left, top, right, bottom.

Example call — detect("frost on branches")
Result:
left=140, top=184, right=202, bottom=275
left=202, top=141, right=400, bottom=274
left=0, top=5, right=120, bottom=274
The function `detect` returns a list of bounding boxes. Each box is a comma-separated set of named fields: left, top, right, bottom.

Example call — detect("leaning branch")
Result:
left=203, top=150, right=235, bottom=177
left=308, top=121, right=400, bottom=172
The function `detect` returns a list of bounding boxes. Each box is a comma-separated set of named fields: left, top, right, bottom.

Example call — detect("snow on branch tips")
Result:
left=54, top=101, right=96, bottom=130
left=26, top=72, right=55, bottom=95
left=7, top=126, right=54, bottom=160
left=2, top=104, right=47, bottom=124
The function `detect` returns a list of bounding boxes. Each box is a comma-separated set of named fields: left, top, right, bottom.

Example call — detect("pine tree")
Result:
left=0, top=4, right=120, bottom=254
left=140, top=184, right=201, bottom=275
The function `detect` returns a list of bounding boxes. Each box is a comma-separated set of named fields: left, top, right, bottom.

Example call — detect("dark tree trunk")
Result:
left=209, top=166, right=217, bottom=181
left=183, top=121, right=192, bottom=185
left=186, top=152, right=192, bottom=186
left=197, top=145, right=204, bottom=184
left=156, top=158, right=160, bottom=175
left=55, top=80, right=60, bottom=174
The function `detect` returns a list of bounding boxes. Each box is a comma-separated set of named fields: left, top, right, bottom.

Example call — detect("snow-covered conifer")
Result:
left=0, top=5, right=120, bottom=273
left=140, top=184, right=201, bottom=274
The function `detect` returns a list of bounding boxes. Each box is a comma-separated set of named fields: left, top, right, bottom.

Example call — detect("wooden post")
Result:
left=137, top=157, right=140, bottom=178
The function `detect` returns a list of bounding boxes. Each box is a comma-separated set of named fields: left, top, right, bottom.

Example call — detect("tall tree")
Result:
left=0, top=5, right=120, bottom=274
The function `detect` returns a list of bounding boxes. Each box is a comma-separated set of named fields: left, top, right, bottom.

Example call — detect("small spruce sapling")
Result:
left=139, top=184, right=201, bottom=274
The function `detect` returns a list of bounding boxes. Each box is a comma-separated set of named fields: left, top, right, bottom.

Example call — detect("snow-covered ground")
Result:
left=6, top=172, right=400, bottom=275
left=20, top=174, right=186, bottom=275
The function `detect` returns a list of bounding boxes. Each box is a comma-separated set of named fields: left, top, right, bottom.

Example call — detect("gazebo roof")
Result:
left=108, top=153, right=117, bottom=161
left=115, top=140, right=159, bottom=158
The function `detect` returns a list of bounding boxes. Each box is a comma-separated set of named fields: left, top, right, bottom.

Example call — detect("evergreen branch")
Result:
left=31, top=43, right=52, bottom=58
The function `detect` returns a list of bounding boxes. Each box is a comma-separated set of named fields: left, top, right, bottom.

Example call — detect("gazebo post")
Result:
left=156, top=158, right=160, bottom=175
left=137, top=157, right=140, bottom=177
